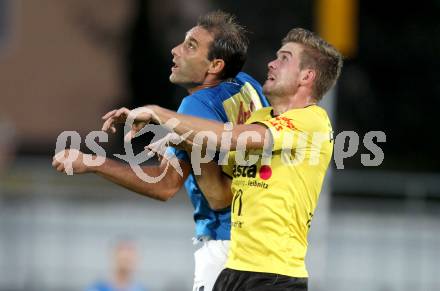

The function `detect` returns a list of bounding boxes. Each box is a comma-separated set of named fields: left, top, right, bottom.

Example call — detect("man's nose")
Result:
left=171, top=43, right=181, bottom=57
left=268, top=59, right=277, bottom=70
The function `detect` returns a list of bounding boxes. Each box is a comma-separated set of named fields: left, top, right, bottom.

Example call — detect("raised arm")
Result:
left=101, top=106, right=270, bottom=152
left=151, top=105, right=269, bottom=151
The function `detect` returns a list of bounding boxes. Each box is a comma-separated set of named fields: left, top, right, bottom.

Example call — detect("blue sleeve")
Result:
left=167, top=94, right=223, bottom=162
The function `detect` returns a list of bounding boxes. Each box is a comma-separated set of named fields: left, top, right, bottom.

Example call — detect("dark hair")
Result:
left=282, top=28, right=343, bottom=100
left=197, top=11, right=249, bottom=79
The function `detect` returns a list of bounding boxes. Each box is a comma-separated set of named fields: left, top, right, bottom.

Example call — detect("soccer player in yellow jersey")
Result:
left=101, top=28, right=343, bottom=290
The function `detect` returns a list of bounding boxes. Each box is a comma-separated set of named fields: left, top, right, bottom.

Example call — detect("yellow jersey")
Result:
left=223, top=105, right=333, bottom=278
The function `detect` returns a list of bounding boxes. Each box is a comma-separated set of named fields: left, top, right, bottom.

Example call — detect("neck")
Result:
left=114, top=270, right=131, bottom=288
left=269, top=94, right=316, bottom=115
left=187, top=78, right=223, bottom=94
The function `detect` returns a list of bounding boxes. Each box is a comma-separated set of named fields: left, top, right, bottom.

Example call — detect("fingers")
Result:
left=128, top=107, right=156, bottom=124
left=53, top=149, right=67, bottom=163
left=102, top=107, right=129, bottom=120
left=101, top=107, right=131, bottom=133
left=52, top=158, right=60, bottom=168
left=52, top=149, right=80, bottom=174
left=114, top=107, right=129, bottom=119
left=101, top=117, right=122, bottom=133
left=52, top=151, right=66, bottom=173
left=102, top=117, right=115, bottom=133
left=102, top=107, right=158, bottom=140
left=56, top=163, right=65, bottom=173
left=102, top=109, right=117, bottom=120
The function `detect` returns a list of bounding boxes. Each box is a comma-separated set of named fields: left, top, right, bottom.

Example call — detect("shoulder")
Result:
left=177, top=91, right=224, bottom=121
left=283, top=105, right=331, bottom=131
left=181, top=82, right=239, bottom=112
left=235, top=72, right=261, bottom=88
left=246, top=107, right=275, bottom=124
left=178, top=92, right=212, bottom=112
left=188, top=72, right=262, bottom=102
left=286, top=105, right=329, bottom=121
left=181, top=87, right=223, bottom=107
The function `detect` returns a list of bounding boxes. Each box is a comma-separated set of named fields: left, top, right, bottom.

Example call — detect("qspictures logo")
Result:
left=54, top=108, right=386, bottom=183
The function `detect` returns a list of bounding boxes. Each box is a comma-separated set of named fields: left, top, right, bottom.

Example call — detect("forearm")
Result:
left=91, top=157, right=187, bottom=201
left=152, top=106, right=226, bottom=147
left=157, top=131, right=232, bottom=208
left=195, top=161, right=233, bottom=210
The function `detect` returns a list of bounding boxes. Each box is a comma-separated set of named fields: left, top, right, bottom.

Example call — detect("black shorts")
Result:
left=213, top=268, right=308, bottom=291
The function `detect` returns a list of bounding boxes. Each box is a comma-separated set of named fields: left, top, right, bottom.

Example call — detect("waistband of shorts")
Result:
left=192, top=236, right=211, bottom=245
left=192, top=236, right=231, bottom=245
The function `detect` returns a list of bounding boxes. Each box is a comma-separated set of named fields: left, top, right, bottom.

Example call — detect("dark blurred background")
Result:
left=0, top=1, right=439, bottom=291
left=1, top=0, right=439, bottom=171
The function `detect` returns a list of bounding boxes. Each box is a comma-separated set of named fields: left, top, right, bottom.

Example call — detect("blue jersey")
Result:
left=168, top=72, right=269, bottom=240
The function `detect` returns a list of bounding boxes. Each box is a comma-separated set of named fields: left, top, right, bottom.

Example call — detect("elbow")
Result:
left=153, top=183, right=181, bottom=202
left=133, top=184, right=179, bottom=202
left=137, top=165, right=185, bottom=202
left=154, top=193, right=169, bottom=202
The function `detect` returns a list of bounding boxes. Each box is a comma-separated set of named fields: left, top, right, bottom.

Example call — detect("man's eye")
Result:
left=187, top=42, right=195, bottom=49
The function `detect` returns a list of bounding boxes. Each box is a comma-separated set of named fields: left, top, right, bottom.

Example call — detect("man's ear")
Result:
left=208, top=59, right=225, bottom=75
left=299, top=69, right=316, bottom=86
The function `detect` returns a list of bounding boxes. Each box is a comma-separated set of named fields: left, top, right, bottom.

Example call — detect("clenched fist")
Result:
left=52, top=149, right=99, bottom=175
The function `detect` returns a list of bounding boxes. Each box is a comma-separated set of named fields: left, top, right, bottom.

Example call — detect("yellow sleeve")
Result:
left=257, top=107, right=332, bottom=152
left=257, top=113, right=305, bottom=151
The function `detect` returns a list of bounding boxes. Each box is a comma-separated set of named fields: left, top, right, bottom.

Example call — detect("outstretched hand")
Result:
left=101, top=106, right=156, bottom=140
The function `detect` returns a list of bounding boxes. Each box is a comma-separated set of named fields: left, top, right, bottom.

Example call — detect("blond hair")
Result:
left=282, top=28, right=343, bottom=100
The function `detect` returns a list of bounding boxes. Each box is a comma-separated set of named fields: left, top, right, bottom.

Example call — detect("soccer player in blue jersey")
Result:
left=53, top=11, right=268, bottom=291
left=86, top=240, right=147, bottom=291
